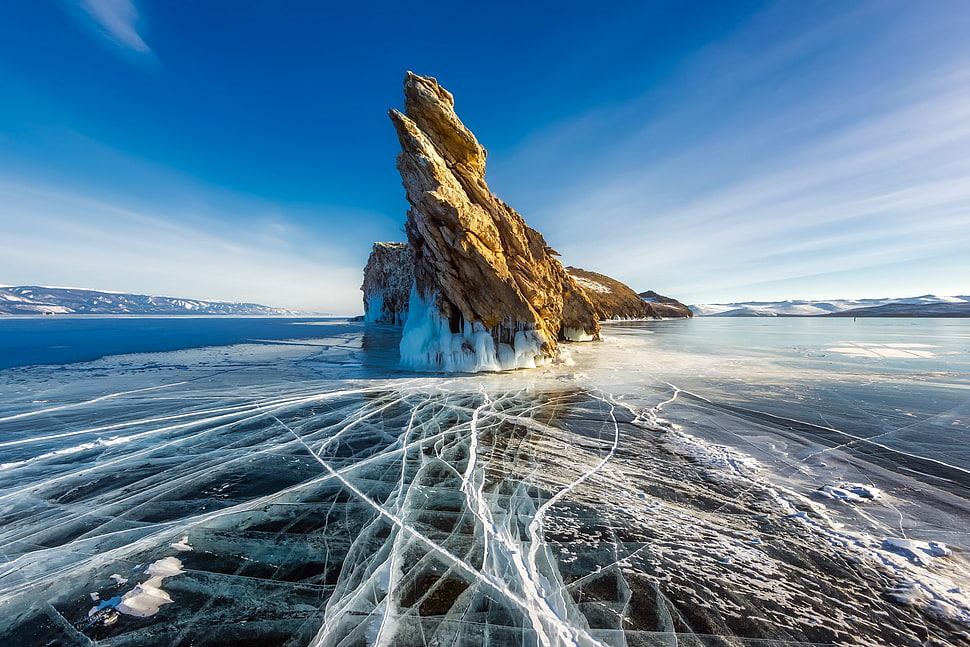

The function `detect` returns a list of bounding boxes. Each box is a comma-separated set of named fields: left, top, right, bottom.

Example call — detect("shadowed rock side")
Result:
left=361, top=242, right=413, bottom=325
left=639, top=290, right=694, bottom=318
left=566, top=267, right=692, bottom=320
left=389, top=72, right=600, bottom=371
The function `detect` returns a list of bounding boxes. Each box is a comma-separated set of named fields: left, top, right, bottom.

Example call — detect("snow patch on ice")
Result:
left=662, top=429, right=760, bottom=482
left=117, top=584, right=173, bottom=617
left=553, top=346, right=576, bottom=367
left=169, top=535, right=193, bottom=552
left=817, top=482, right=882, bottom=502
left=115, top=556, right=184, bottom=618
left=642, top=405, right=970, bottom=629
left=882, top=537, right=952, bottom=565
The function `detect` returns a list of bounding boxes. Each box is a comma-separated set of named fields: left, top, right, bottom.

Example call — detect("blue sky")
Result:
left=1, top=1, right=968, bottom=312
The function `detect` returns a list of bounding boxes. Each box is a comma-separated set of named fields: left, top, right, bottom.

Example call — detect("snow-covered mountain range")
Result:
left=0, top=285, right=296, bottom=316
left=690, top=295, right=970, bottom=317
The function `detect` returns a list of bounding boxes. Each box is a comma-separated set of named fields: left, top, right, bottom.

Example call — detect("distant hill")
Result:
left=637, top=290, right=693, bottom=319
left=0, top=285, right=297, bottom=316
left=690, top=295, right=970, bottom=317
left=561, top=267, right=693, bottom=319
left=825, top=301, right=970, bottom=317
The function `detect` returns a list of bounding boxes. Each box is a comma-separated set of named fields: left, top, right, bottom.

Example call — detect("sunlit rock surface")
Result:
left=639, top=290, right=694, bottom=318
left=362, top=242, right=413, bottom=325
left=566, top=267, right=692, bottom=320
left=389, top=72, right=600, bottom=371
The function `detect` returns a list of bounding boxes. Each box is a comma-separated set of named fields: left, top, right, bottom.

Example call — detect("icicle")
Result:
left=398, top=286, right=549, bottom=372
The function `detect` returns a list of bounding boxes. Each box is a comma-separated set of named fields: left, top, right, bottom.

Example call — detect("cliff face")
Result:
left=389, top=72, right=599, bottom=371
left=361, top=242, right=413, bottom=325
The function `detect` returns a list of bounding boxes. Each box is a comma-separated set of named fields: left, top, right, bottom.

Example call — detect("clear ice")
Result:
left=1, top=318, right=970, bottom=646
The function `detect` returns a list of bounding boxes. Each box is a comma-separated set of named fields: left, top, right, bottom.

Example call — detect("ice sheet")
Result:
left=1, top=318, right=969, bottom=646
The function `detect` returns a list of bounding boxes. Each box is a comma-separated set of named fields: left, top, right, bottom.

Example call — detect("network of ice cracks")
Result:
left=2, top=358, right=970, bottom=646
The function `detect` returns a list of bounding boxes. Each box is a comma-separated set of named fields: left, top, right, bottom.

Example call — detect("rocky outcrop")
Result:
left=565, top=268, right=692, bottom=320
left=361, top=242, right=413, bottom=325
left=639, top=291, right=694, bottom=318
left=566, top=267, right=651, bottom=320
left=389, top=72, right=599, bottom=371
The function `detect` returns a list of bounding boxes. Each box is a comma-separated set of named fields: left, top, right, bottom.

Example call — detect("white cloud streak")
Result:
left=78, top=0, right=151, bottom=53
left=490, top=3, right=970, bottom=302
left=0, top=181, right=365, bottom=314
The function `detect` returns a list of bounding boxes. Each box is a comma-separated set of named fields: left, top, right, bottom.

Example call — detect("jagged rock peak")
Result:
left=362, top=242, right=413, bottom=325
left=400, top=72, right=486, bottom=176
left=389, top=72, right=600, bottom=371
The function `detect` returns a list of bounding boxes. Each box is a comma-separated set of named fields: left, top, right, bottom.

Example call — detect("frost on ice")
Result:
left=1, top=332, right=969, bottom=646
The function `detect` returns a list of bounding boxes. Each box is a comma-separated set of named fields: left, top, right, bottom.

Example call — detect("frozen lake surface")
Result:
left=1, top=316, right=969, bottom=646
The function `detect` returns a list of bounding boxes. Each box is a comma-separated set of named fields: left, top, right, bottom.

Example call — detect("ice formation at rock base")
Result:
left=399, top=289, right=551, bottom=372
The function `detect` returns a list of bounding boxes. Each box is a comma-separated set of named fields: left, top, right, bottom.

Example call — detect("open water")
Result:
left=1, top=316, right=968, bottom=646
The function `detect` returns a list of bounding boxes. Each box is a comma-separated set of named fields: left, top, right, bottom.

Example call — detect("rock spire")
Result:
left=388, top=72, right=600, bottom=371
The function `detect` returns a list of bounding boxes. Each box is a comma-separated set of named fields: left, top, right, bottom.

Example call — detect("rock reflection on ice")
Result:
left=0, top=323, right=969, bottom=646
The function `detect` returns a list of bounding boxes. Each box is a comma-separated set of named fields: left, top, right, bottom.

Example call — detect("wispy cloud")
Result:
left=77, top=0, right=151, bottom=54
left=0, top=179, right=367, bottom=314
left=490, top=1, right=970, bottom=302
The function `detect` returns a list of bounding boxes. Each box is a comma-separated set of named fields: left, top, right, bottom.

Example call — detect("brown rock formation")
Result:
left=565, top=267, right=652, bottom=320
left=361, top=242, right=413, bottom=325
left=638, top=290, right=694, bottom=318
left=389, top=72, right=599, bottom=370
left=564, top=267, right=693, bottom=320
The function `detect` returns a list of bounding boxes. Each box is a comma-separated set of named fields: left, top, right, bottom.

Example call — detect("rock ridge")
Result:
left=566, top=267, right=655, bottom=320
left=637, top=290, right=694, bottom=319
